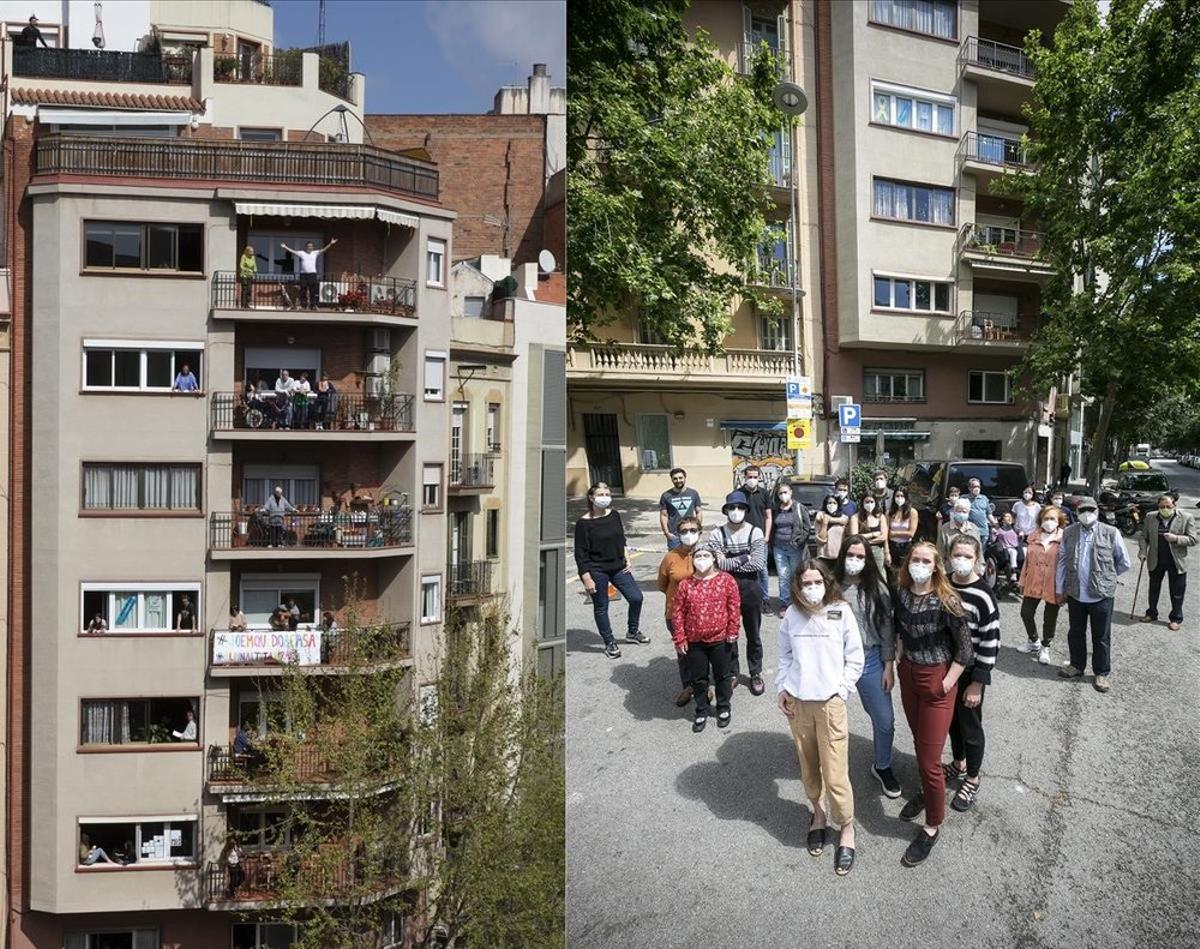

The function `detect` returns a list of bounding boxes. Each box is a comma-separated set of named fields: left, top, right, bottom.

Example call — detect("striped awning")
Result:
left=376, top=208, right=420, bottom=228
left=234, top=203, right=419, bottom=229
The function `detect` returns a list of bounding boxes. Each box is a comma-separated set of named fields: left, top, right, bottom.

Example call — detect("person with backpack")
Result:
left=769, top=479, right=812, bottom=617
left=710, top=491, right=767, bottom=695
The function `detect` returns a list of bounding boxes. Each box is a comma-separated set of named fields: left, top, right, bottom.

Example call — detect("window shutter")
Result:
left=424, top=355, right=444, bottom=394
left=541, top=350, right=566, bottom=445
left=133, top=930, right=160, bottom=949
left=740, top=4, right=753, bottom=71
left=541, top=449, right=567, bottom=543
left=777, top=11, right=788, bottom=69
left=423, top=465, right=440, bottom=487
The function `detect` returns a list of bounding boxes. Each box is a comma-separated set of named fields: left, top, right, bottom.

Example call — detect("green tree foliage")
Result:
left=568, top=0, right=786, bottom=351
left=995, top=0, right=1200, bottom=491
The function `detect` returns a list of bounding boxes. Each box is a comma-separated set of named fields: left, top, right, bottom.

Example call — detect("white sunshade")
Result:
left=235, top=203, right=419, bottom=228
left=41, top=108, right=193, bottom=126
left=376, top=208, right=420, bottom=229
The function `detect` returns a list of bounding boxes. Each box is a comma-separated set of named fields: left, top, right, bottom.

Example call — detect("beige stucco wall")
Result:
left=149, top=0, right=273, bottom=46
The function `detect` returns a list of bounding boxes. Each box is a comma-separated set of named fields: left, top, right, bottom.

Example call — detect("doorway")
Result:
left=582, top=413, right=624, bottom=494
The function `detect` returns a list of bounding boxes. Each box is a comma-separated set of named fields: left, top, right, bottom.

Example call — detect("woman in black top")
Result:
left=574, top=482, right=647, bottom=659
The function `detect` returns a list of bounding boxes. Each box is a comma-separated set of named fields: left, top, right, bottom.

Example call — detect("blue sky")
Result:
left=272, top=0, right=566, bottom=114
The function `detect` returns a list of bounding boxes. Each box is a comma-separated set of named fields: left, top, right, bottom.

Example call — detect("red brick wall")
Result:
left=233, top=324, right=382, bottom=393
left=365, top=114, right=547, bottom=265
left=233, top=219, right=401, bottom=280
left=228, top=563, right=384, bottom=628
left=229, top=442, right=398, bottom=508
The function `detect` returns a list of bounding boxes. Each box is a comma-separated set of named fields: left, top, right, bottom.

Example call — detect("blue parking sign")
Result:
left=838, top=403, right=862, bottom=429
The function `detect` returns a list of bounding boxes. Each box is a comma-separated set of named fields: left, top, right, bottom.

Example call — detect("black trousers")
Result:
left=728, top=573, right=762, bottom=678
left=1066, top=596, right=1113, bottom=675
left=668, top=617, right=691, bottom=687
left=1147, top=558, right=1186, bottom=623
left=687, top=641, right=732, bottom=716
left=1020, top=596, right=1060, bottom=646
left=300, top=272, right=319, bottom=308
left=949, top=681, right=986, bottom=777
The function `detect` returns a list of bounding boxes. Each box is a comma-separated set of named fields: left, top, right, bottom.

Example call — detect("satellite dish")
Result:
left=538, top=249, right=557, bottom=273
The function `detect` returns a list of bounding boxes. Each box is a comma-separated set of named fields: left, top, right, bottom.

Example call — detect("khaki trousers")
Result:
left=784, top=693, right=854, bottom=826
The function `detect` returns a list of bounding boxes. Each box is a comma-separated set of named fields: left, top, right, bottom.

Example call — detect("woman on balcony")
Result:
left=574, top=482, right=646, bottom=660
left=239, top=244, right=257, bottom=308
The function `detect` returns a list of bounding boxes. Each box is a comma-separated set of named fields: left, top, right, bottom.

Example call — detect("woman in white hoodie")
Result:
left=776, top=559, right=865, bottom=876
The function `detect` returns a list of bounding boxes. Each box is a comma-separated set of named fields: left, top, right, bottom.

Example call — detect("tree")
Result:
left=995, top=0, right=1200, bottom=492
left=568, top=0, right=786, bottom=351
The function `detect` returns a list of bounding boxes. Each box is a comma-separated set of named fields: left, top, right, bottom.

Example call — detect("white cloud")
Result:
left=424, top=0, right=566, bottom=95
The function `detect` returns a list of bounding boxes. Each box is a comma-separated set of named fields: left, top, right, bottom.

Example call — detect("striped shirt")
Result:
left=710, top=524, right=766, bottom=576
left=951, top=577, right=1001, bottom=685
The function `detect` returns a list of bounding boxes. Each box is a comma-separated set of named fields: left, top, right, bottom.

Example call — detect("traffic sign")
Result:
left=787, top=417, right=814, bottom=450
left=840, top=431, right=861, bottom=444
left=837, top=402, right=862, bottom=429
left=785, top=376, right=813, bottom=418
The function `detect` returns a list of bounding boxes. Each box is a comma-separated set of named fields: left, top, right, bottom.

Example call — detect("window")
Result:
left=84, top=221, right=203, bottom=272
left=247, top=231, right=323, bottom=276
left=873, top=178, right=955, bottom=225
left=760, top=313, right=792, bottom=351
left=232, top=923, right=305, bottom=949
left=963, top=439, right=1003, bottom=460
left=463, top=295, right=486, bottom=318
left=241, top=465, right=319, bottom=509
left=427, top=239, right=446, bottom=287
left=486, top=403, right=501, bottom=451
left=863, top=368, right=926, bottom=402
left=81, top=463, right=200, bottom=511
left=424, top=353, right=446, bottom=401
left=422, top=463, right=443, bottom=510
left=380, top=912, right=404, bottom=948
left=637, top=321, right=666, bottom=345
left=57, top=124, right=172, bottom=137
left=636, top=414, right=672, bottom=471
left=81, top=584, right=200, bottom=633
left=421, top=576, right=442, bottom=624
left=80, top=697, right=198, bottom=746
left=238, top=127, right=282, bottom=141
left=485, top=508, right=499, bottom=558
left=77, top=816, right=197, bottom=867
left=872, top=275, right=952, bottom=313
left=239, top=577, right=319, bottom=630
left=869, top=0, right=957, bottom=40
left=82, top=341, right=203, bottom=391
left=968, top=369, right=1014, bottom=404
left=65, top=931, right=158, bottom=949
left=871, top=82, right=955, bottom=136
left=234, top=808, right=294, bottom=851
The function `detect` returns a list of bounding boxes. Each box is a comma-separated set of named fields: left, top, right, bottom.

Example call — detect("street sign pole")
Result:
left=788, top=114, right=803, bottom=480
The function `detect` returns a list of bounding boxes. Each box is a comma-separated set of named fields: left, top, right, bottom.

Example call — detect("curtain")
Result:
left=895, top=98, right=912, bottom=127
left=145, top=593, right=166, bottom=629
left=113, top=466, right=139, bottom=508
left=171, top=465, right=197, bottom=509
left=83, top=700, right=130, bottom=744
left=937, top=105, right=954, bottom=136
left=144, top=467, right=170, bottom=508
left=83, top=467, right=109, bottom=509
left=894, top=184, right=910, bottom=221
left=933, top=1, right=955, bottom=39
left=114, top=593, right=138, bottom=629
left=911, top=0, right=933, bottom=34
left=873, top=93, right=890, bottom=124
left=930, top=189, right=954, bottom=225
left=916, top=101, right=932, bottom=132
left=873, top=180, right=893, bottom=218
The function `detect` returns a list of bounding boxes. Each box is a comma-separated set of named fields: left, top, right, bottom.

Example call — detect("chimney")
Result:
left=528, top=63, right=550, bottom=115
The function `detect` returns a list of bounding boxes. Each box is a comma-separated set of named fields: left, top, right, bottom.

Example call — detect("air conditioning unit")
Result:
left=370, top=283, right=397, bottom=306
left=365, top=351, right=390, bottom=376
left=364, top=375, right=385, bottom=398
left=366, top=328, right=391, bottom=353
left=319, top=281, right=349, bottom=304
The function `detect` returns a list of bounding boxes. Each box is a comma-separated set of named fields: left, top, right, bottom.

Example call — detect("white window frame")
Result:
left=864, top=368, right=926, bottom=402
left=967, top=369, right=1014, bottom=405
left=424, top=352, right=447, bottom=401
left=76, top=815, right=198, bottom=867
left=79, top=696, right=200, bottom=747
left=239, top=573, right=321, bottom=630
left=868, top=0, right=958, bottom=40
left=81, top=338, right=205, bottom=392
left=871, top=272, right=954, bottom=314
left=486, top=402, right=500, bottom=450
left=759, top=312, right=793, bottom=351
left=65, top=929, right=159, bottom=949
left=237, top=126, right=283, bottom=141
left=872, top=177, right=956, bottom=226
left=421, top=575, right=442, bottom=624
left=80, top=582, right=201, bottom=634
left=870, top=80, right=956, bottom=137
left=636, top=413, right=673, bottom=472
left=426, top=239, right=446, bottom=288
left=422, top=463, right=443, bottom=510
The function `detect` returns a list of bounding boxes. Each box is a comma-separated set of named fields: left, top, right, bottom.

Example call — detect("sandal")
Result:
left=806, top=824, right=826, bottom=856
left=835, top=845, right=855, bottom=876
left=951, top=777, right=980, bottom=812
left=942, top=762, right=967, bottom=785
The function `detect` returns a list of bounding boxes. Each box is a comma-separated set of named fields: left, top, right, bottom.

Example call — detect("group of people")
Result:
left=573, top=465, right=1196, bottom=873
left=84, top=594, right=197, bottom=634
left=242, top=369, right=340, bottom=431
left=238, top=238, right=339, bottom=311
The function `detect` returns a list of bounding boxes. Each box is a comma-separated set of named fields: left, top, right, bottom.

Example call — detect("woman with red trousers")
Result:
left=893, top=541, right=973, bottom=867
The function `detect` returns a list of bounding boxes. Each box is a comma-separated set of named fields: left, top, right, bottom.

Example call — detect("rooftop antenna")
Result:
left=317, top=0, right=326, bottom=46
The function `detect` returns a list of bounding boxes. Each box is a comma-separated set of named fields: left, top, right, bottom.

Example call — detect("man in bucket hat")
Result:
left=709, top=490, right=767, bottom=695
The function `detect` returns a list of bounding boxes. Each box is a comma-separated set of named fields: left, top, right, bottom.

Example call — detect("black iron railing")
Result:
left=211, top=391, right=415, bottom=433
left=35, top=134, right=439, bottom=200
left=206, top=850, right=403, bottom=904
left=959, top=36, right=1034, bottom=80
left=448, top=561, right=493, bottom=599
left=449, top=453, right=495, bottom=488
left=211, top=271, right=417, bottom=315
left=209, top=506, right=414, bottom=551
left=214, top=51, right=302, bottom=85
left=209, top=621, right=412, bottom=669
left=12, top=46, right=192, bottom=83
left=958, top=130, right=1031, bottom=170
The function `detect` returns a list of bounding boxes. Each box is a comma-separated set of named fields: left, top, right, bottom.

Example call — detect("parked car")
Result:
left=894, top=459, right=1032, bottom=542
left=780, top=476, right=836, bottom=559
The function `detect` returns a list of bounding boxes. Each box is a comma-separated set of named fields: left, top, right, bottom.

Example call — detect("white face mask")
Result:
left=844, top=556, right=866, bottom=576
left=970, top=486, right=981, bottom=497
left=692, top=555, right=714, bottom=573
left=1042, top=519, right=1058, bottom=533
left=835, top=489, right=847, bottom=499
left=727, top=509, right=746, bottom=524
left=1078, top=511, right=1098, bottom=527
left=908, top=562, right=934, bottom=584
left=894, top=496, right=906, bottom=506
left=744, top=478, right=759, bottom=490
left=1023, top=492, right=1033, bottom=501
left=826, top=503, right=839, bottom=514
left=801, top=583, right=825, bottom=605
left=778, top=490, right=792, bottom=503
left=875, top=478, right=887, bottom=490
left=951, top=556, right=974, bottom=577
left=593, top=495, right=612, bottom=509
left=679, top=531, right=699, bottom=546
left=863, top=501, right=875, bottom=513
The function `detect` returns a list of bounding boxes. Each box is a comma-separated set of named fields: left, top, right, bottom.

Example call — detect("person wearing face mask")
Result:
left=886, top=488, right=918, bottom=571
left=1012, top=484, right=1043, bottom=543
left=776, top=561, right=864, bottom=875
left=965, top=478, right=996, bottom=535
left=815, top=493, right=848, bottom=569
left=833, top=478, right=858, bottom=518
left=671, top=541, right=741, bottom=732
left=871, top=470, right=892, bottom=516
left=770, top=481, right=812, bottom=616
left=936, top=485, right=962, bottom=528
left=574, top=481, right=648, bottom=660
left=894, top=541, right=972, bottom=866
left=710, top=491, right=767, bottom=694
left=1017, top=506, right=1067, bottom=664
left=937, top=497, right=981, bottom=562
left=1138, top=493, right=1198, bottom=630
left=658, top=516, right=704, bottom=705
left=659, top=467, right=703, bottom=551
left=834, top=537, right=900, bottom=798
left=1048, top=490, right=1076, bottom=526
left=944, top=536, right=1000, bottom=813
left=993, top=512, right=1022, bottom=583
left=850, top=493, right=889, bottom=573
left=1055, top=496, right=1131, bottom=693
left=738, top=466, right=773, bottom=602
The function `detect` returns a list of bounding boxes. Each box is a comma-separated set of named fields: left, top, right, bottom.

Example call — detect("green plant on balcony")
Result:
left=337, top=289, right=367, bottom=310
left=214, top=55, right=237, bottom=80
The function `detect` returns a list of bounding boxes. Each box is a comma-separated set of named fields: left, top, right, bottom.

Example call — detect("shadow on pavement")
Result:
left=567, top=626, right=605, bottom=654
left=610, top=655, right=692, bottom=723
left=992, top=648, right=1069, bottom=682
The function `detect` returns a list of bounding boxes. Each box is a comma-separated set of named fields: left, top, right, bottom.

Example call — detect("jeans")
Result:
left=855, top=646, right=895, bottom=770
left=773, top=543, right=803, bottom=608
left=728, top=573, right=762, bottom=678
left=898, top=658, right=957, bottom=828
left=949, top=681, right=986, bottom=777
left=1020, top=597, right=1060, bottom=646
left=1147, top=559, right=1186, bottom=623
left=759, top=565, right=769, bottom=602
left=300, top=271, right=319, bottom=308
left=587, top=567, right=643, bottom=647
left=687, top=641, right=732, bottom=716
left=1066, top=596, right=1113, bottom=675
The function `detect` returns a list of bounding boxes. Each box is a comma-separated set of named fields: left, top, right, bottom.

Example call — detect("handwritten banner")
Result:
left=213, top=629, right=321, bottom=666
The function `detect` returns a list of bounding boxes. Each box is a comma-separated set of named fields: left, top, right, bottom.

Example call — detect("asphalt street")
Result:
left=566, top=460, right=1200, bottom=949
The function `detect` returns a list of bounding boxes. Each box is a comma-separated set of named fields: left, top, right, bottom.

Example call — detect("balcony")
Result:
left=213, top=51, right=302, bottom=87
left=205, top=849, right=405, bottom=910
left=209, top=506, right=414, bottom=560
left=567, top=343, right=792, bottom=390
left=206, top=741, right=401, bottom=800
left=748, top=258, right=798, bottom=292
left=448, top=453, right=495, bottom=493
left=958, top=131, right=1033, bottom=190
left=959, top=36, right=1036, bottom=113
left=738, top=41, right=789, bottom=77
left=35, top=134, right=439, bottom=201
left=447, top=561, right=494, bottom=602
left=956, top=309, right=1029, bottom=349
left=863, top=393, right=927, bottom=405
left=211, top=271, right=418, bottom=325
left=12, top=45, right=192, bottom=83
left=208, top=621, right=413, bottom=676
left=210, top=392, right=416, bottom=441
left=957, top=223, right=1054, bottom=281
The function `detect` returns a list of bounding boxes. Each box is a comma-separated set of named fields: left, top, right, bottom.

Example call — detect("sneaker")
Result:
left=872, top=765, right=902, bottom=799
left=749, top=675, right=765, bottom=696
left=901, top=828, right=939, bottom=867
left=1038, top=645, right=1051, bottom=665
left=692, top=716, right=708, bottom=733
left=1016, top=639, right=1040, bottom=654
left=625, top=630, right=650, bottom=645
left=673, top=686, right=694, bottom=707
left=1093, top=674, right=1111, bottom=693
left=899, top=793, right=925, bottom=822
left=1057, top=664, right=1083, bottom=679
left=604, top=642, right=622, bottom=660
left=716, top=711, right=731, bottom=729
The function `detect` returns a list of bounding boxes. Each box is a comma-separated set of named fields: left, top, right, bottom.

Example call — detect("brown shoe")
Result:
left=674, top=686, right=694, bottom=707
left=1140, top=614, right=1155, bottom=623
left=1169, top=621, right=1182, bottom=631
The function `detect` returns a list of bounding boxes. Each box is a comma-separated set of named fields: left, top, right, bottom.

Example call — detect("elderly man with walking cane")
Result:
left=1137, top=493, right=1199, bottom=630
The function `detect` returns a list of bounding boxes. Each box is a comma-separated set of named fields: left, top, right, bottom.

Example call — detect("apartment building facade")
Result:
left=2, top=2, right=449, bottom=946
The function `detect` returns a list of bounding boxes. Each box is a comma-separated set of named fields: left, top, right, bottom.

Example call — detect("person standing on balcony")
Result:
left=294, top=372, right=313, bottom=429
left=222, top=835, right=245, bottom=899
left=16, top=15, right=49, bottom=48
left=238, top=244, right=257, bottom=308
left=738, top=466, right=773, bottom=603
left=263, top=485, right=298, bottom=548
left=281, top=238, right=338, bottom=310
left=315, top=374, right=338, bottom=430
left=659, top=467, right=702, bottom=551
left=274, top=369, right=296, bottom=428
left=574, top=482, right=647, bottom=660
left=229, top=605, right=247, bottom=632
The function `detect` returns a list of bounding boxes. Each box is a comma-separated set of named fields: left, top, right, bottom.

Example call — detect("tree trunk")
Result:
left=1087, top=381, right=1119, bottom=494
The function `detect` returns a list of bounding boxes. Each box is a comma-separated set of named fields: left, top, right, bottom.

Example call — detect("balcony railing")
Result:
left=206, top=849, right=403, bottom=905
left=209, top=506, right=414, bottom=551
left=209, top=621, right=412, bottom=670
left=863, top=392, right=927, bottom=404
left=35, top=134, right=439, bottom=200
left=739, top=41, right=789, bottom=77
left=448, top=561, right=493, bottom=600
left=214, top=51, right=302, bottom=86
left=449, top=453, right=495, bottom=489
left=211, top=391, right=415, bottom=433
left=570, top=344, right=792, bottom=378
left=12, top=45, right=192, bottom=83
left=957, top=309, right=1025, bottom=343
left=959, top=36, right=1035, bottom=80
left=211, top=271, right=417, bottom=316
left=958, top=130, right=1031, bottom=171
left=957, top=223, right=1046, bottom=261
left=749, top=258, right=797, bottom=290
